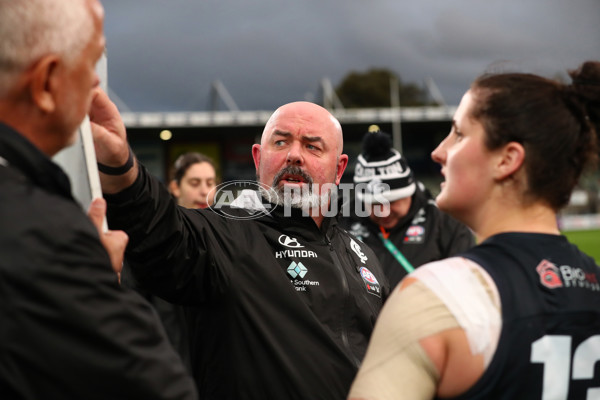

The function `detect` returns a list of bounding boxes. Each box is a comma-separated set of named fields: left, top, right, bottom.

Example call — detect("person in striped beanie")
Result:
left=341, top=126, right=474, bottom=287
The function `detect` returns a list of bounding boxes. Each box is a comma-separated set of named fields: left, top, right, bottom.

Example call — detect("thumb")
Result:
left=87, top=197, right=106, bottom=233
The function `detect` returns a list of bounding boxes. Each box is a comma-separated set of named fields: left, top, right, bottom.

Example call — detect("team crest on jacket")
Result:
left=350, top=238, right=368, bottom=264
left=403, top=225, right=425, bottom=244
left=359, top=267, right=381, bottom=297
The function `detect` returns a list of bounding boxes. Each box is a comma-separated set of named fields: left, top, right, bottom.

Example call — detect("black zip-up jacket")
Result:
left=0, top=123, right=197, bottom=399
left=340, top=183, right=475, bottom=287
left=106, top=165, right=390, bottom=400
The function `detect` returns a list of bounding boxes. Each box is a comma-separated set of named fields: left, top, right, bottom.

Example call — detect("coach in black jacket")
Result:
left=93, top=95, right=390, bottom=399
left=0, top=0, right=197, bottom=399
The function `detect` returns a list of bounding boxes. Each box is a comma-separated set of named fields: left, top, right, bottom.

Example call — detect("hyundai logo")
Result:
left=278, top=235, right=304, bottom=248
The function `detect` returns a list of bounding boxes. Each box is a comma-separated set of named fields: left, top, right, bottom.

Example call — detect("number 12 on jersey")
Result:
left=531, top=335, right=600, bottom=400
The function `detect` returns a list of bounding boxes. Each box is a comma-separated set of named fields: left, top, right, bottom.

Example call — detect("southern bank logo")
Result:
left=287, top=261, right=308, bottom=278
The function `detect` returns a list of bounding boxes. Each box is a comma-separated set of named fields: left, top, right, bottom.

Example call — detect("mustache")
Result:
left=272, top=166, right=313, bottom=187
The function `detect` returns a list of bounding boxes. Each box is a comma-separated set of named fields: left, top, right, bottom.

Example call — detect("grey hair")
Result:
left=0, top=0, right=93, bottom=96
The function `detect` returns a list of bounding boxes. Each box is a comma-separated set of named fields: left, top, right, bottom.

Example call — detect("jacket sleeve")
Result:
left=105, top=165, right=220, bottom=305
left=1, top=197, right=197, bottom=400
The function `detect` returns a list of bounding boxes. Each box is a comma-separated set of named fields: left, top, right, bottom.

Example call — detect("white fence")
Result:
left=559, top=214, right=600, bottom=231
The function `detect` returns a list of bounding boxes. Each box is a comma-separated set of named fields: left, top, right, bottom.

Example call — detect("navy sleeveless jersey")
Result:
left=446, top=232, right=600, bottom=400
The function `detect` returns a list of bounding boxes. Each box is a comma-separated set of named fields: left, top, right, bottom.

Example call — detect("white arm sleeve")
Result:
left=348, top=280, right=456, bottom=400
left=412, top=257, right=501, bottom=366
left=348, top=257, right=501, bottom=400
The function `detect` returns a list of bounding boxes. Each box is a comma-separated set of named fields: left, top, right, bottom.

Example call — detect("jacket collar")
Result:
left=0, top=122, right=73, bottom=200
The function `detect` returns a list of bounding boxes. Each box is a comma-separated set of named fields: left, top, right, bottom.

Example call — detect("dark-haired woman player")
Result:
left=349, top=61, right=600, bottom=400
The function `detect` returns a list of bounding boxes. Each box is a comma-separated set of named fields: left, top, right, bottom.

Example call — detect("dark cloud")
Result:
left=102, top=0, right=600, bottom=111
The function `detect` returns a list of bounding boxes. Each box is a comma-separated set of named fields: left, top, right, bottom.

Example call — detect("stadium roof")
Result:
left=120, top=106, right=458, bottom=128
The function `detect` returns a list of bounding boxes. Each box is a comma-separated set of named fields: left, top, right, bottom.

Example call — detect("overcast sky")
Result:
left=102, top=0, right=599, bottom=112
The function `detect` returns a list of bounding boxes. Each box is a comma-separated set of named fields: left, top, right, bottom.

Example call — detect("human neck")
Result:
left=0, top=101, right=59, bottom=157
left=312, top=214, right=324, bottom=228
left=472, top=201, right=559, bottom=243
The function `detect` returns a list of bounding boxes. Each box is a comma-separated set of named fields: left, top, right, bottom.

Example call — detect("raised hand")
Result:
left=89, top=87, right=138, bottom=193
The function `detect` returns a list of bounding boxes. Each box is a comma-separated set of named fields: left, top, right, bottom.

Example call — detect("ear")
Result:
left=251, top=144, right=261, bottom=172
left=335, top=154, right=349, bottom=185
left=494, top=141, right=525, bottom=181
left=168, top=180, right=180, bottom=198
left=29, top=54, right=61, bottom=113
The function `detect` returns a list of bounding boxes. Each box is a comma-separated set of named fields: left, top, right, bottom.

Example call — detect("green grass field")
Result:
left=562, top=229, right=600, bottom=265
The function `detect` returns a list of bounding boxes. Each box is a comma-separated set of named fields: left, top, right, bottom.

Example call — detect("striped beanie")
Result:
left=353, top=126, right=415, bottom=203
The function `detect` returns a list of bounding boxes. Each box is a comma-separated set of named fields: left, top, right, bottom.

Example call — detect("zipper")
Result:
left=325, top=232, right=361, bottom=367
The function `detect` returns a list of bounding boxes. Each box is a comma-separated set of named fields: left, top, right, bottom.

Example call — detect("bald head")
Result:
left=251, top=101, right=349, bottom=225
left=261, top=101, right=344, bottom=155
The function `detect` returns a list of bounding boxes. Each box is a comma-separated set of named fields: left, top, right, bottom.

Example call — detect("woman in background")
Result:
left=349, top=61, right=600, bottom=399
left=169, top=152, right=218, bottom=209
